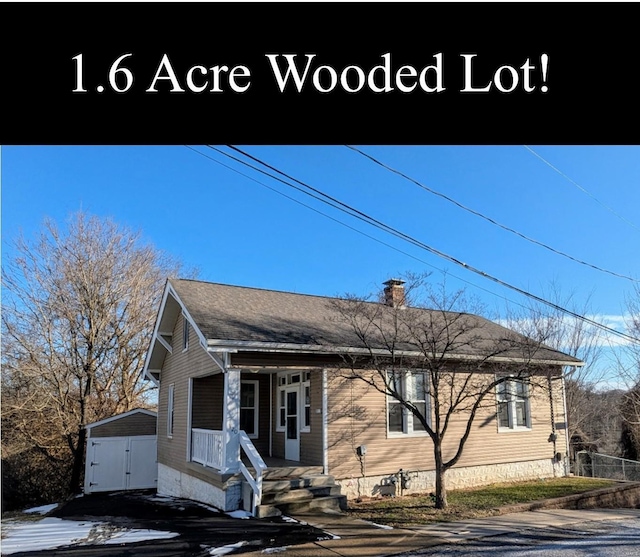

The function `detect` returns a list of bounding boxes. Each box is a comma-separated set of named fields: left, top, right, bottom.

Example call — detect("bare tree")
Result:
left=619, top=283, right=640, bottom=458
left=503, top=281, right=611, bottom=457
left=1, top=211, right=189, bottom=501
left=329, top=273, right=556, bottom=509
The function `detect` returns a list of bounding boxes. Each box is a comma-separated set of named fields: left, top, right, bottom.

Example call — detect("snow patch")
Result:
left=262, top=547, right=288, bottom=553
left=203, top=541, right=247, bottom=555
left=1, top=516, right=179, bottom=554
left=0, top=517, right=101, bottom=555
left=363, top=520, right=394, bottom=530
left=226, top=510, right=251, bottom=519
left=23, top=503, right=58, bottom=515
left=103, top=529, right=179, bottom=544
left=320, top=532, right=341, bottom=540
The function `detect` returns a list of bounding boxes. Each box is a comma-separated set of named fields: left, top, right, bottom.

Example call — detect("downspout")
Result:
left=548, top=372, right=557, bottom=469
left=561, top=369, right=571, bottom=476
left=322, top=368, right=329, bottom=475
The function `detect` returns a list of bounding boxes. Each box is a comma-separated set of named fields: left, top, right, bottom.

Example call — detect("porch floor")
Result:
left=241, top=455, right=324, bottom=480
left=255, top=456, right=321, bottom=468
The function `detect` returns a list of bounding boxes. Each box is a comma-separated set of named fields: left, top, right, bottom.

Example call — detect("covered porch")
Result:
left=186, top=363, right=326, bottom=514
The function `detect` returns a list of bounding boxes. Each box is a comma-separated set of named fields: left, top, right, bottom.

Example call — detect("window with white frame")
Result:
left=277, top=381, right=286, bottom=432
left=167, top=383, right=175, bottom=437
left=387, top=370, right=429, bottom=435
left=496, top=377, right=531, bottom=430
left=240, top=380, right=259, bottom=438
left=302, top=371, right=311, bottom=432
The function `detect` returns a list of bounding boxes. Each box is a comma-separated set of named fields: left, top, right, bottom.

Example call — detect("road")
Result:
left=405, top=517, right=640, bottom=556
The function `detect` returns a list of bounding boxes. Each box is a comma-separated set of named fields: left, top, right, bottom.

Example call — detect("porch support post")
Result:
left=322, top=368, right=329, bottom=475
left=222, top=367, right=241, bottom=473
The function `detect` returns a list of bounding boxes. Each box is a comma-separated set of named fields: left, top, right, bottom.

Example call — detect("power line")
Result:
left=524, top=145, right=640, bottom=233
left=215, top=145, right=639, bottom=346
left=184, top=145, right=534, bottom=312
left=346, top=145, right=639, bottom=284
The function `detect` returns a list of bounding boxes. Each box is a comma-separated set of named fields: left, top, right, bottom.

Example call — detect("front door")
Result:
left=284, top=386, right=300, bottom=461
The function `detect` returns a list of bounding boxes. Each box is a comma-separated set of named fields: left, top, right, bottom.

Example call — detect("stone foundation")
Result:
left=157, top=463, right=242, bottom=511
left=336, top=458, right=568, bottom=500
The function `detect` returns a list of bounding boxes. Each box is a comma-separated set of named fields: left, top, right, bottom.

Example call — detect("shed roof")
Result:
left=85, top=408, right=157, bottom=430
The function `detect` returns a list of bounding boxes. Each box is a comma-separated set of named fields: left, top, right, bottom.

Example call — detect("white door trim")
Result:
left=284, top=385, right=300, bottom=461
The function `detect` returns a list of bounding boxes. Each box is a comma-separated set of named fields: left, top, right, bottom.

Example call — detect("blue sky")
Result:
left=2, top=145, right=639, bottom=349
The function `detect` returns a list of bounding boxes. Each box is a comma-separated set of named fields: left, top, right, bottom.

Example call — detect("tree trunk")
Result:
left=434, top=440, right=448, bottom=509
left=68, top=426, right=86, bottom=494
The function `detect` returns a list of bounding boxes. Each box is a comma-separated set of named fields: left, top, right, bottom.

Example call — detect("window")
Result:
left=182, top=317, right=190, bottom=351
left=240, top=381, right=259, bottom=438
left=278, top=387, right=286, bottom=432
left=167, top=383, right=175, bottom=437
left=496, top=377, right=531, bottom=430
left=387, top=371, right=429, bottom=435
left=302, top=372, right=311, bottom=432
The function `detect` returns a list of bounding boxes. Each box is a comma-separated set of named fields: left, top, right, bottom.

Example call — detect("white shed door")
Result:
left=128, top=437, right=158, bottom=489
left=86, top=436, right=157, bottom=493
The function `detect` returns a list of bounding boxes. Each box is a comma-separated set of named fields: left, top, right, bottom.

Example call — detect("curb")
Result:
left=495, top=481, right=640, bottom=514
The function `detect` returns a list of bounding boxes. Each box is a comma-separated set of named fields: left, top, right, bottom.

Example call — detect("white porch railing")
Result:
left=190, top=428, right=267, bottom=516
left=191, top=428, right=224, bottom=470
left=239, top=430, right=267, bottom=516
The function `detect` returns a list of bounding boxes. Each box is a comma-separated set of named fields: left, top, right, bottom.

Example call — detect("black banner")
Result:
left=2, top=3, right=636, bottom=144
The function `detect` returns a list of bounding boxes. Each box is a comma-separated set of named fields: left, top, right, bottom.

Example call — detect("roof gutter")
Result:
left=206, top=339, right=584, bottom=367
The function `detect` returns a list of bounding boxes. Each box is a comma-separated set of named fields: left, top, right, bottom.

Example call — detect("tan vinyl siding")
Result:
left=241, top=373, right=271, bottom=455
left=300, top=371, right=323, bottom=465
left=90, top=413, right=157, bottom=438
left=192, top=375, right=224, bottom=430
left=326, top=369, right=568, bottom=480
left=553, top=376, right=569, bottom=455
left=256, top=373, right=272, bottom=455
left=157, top=313, right=218, bottom=473
left=272, top=373, right=284, bottom=459
left=327, top=373, right=387, bottom=477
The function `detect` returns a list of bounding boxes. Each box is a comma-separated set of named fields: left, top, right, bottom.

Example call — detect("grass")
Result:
left=347, top=477, right=617, bottom=526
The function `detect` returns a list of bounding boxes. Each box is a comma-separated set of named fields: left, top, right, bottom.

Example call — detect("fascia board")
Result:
left=205, top=339, right=584, bottom=367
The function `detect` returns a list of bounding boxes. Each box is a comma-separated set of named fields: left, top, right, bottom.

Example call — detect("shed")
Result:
left=84, top=408, right=158, bottom=494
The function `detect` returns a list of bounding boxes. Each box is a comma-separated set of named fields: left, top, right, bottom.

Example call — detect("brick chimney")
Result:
left=383, top=278, right=406, bottom=308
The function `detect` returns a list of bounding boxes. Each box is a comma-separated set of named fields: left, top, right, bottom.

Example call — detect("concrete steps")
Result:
left=250, top=469, right=347, bottom=519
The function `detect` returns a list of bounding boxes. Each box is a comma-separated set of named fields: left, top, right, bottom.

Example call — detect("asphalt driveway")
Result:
left=5, top=490, right=331, bottom=556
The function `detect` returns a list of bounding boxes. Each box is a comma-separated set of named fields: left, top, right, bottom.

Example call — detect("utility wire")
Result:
left=524, top=145, right=640, bottom=233
left=217, top=145, right=639, bottom=346
left=187, top=145, right=618, bottom=348
left=347, top=145, right=639, bottom=283
left=184, top=145, right=529, bottom=311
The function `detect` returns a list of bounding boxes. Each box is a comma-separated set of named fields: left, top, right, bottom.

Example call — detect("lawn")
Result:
left=347, top=477, right=617, bottom=526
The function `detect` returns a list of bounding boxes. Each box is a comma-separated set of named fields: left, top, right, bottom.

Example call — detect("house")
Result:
left=143, top=278, right=583, bottom=516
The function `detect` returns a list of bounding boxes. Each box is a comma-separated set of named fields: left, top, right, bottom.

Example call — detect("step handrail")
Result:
left=238, top=430, right=267, bottom=516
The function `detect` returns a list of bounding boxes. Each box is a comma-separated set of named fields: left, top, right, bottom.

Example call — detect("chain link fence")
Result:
left=575, top=450, right=640, bottom=481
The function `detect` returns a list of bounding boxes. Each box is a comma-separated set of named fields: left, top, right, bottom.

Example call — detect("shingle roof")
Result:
left=169, top=278, right=582, bottom=365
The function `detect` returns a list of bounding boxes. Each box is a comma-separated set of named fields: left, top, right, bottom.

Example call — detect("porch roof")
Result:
left=169, top=279, right=583, bottom=366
